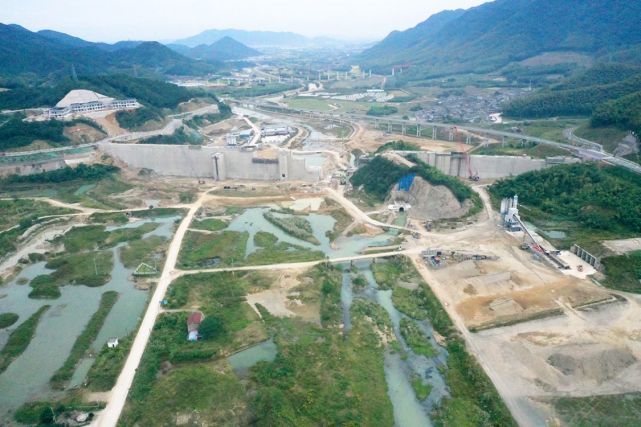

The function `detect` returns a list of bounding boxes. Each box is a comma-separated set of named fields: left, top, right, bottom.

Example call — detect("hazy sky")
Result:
left=2, top=0, right=488, bottom=42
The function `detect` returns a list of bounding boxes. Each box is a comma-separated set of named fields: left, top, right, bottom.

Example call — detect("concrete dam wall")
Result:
left=100, top=143, right=323, bottom=182
left=407, top=151, right=578, bottom=179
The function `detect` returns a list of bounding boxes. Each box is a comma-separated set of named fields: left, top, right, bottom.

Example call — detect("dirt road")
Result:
left=91, top=192, right=204, bottom=427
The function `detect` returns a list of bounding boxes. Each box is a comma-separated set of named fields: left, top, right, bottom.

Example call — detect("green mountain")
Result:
left=0, top=24, right=218, bottom=80
left=168, top=36, right=260, bottom=62
left=188, top=37, right=260, bottom=61
left=172, top=29, right=312, bottom=48
left=503, top=64, right=641, bottom=117
left=359, top=0, right=641, bottom=77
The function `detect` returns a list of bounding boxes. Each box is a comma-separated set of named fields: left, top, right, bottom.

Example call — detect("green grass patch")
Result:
left=178, top=230, right=248, bottom=269
left=59, top=222, right=159, bottom=253
left=14, top=399, right=103, bottom=425
left=29, top=251, right=114, bottom=299
left=601, top=251, right=641, bottom=293
left=251, top=305, right=394, bottom=426
left=191, top=218, right=227, bottom=232
left=375, top=140, right=421, bottom=153
left=247, top=231, right=325, bottom=266
left=263, top=211, right=320, bottom=245
left=310, top=264, right=342, bottom=327
left=0, top=305, right=50, bottom=374
left=474, top=141, right=568, bottom=158
left=412, top=375, right=433, bottom=401
left=372, top=256, right=416, bottom=290
left=120, top=235, right=168, bottom=269
left=50, top=291, right=119, bottom=389
left=121, top=362, right=248, bottom=426
left=0, top=312, right=19, bottom=329
left=1, top=171, right=133, bottom=211
left=400, top=318, right=435, bottom=357
left=87, top=333, right=133, bottom=391
left=324, top=200, right=354, bottom=242
left=0, top=199, right=73, bottom=231
left=392, top=286, right=430, bottom=320
left=367, top=105, right=398, bottom=116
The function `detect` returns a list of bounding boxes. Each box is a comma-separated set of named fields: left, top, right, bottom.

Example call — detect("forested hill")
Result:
left=0, top=75, right=193, bottom=110
left=358, top=0, right=641, bottom=77
left=503, top=63, right=641, bottom=136
left=0, top=24, right=218, bottom=80
left=169, top=37, right=260, bottom=62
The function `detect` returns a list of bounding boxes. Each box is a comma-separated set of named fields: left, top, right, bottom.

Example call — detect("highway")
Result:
left=248, top=102, right=641, bottom=175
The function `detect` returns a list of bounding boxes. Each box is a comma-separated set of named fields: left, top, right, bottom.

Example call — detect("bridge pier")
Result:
left=401, top=124, right=406, bottom=135
left=433, top=126, right=437, bottom=140
left=466, top=135, right=471, bottom=145
left=416, top=124, right=421, bottom=137
left=388, top=122, right=392, bottom=133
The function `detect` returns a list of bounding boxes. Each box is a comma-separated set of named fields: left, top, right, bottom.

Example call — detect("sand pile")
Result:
left=547, top=345, right=636, bottom=384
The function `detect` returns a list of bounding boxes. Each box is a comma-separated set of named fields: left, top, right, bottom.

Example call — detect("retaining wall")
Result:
left=407, top=152, right=577, bottom=179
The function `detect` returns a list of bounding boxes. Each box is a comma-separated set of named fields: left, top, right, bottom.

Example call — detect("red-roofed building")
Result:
left=187, top=312, right=203, bottom=341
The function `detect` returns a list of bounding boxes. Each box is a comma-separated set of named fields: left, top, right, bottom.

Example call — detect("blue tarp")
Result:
left=398, top=174, right=416, bottom=191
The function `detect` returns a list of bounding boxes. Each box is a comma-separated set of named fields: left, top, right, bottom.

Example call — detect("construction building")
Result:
left=261, top=125, right=292, bottom=137
left=500, top=194, right=522, bottom=231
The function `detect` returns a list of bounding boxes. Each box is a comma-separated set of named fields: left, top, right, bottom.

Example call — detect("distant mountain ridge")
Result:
left=359, top=0, right=641, bottom=77
left=0, top=24, right=217, bottom=80
left=168, top=36, right=260, bottom=61
left=172, top=28, right=337, bottom=48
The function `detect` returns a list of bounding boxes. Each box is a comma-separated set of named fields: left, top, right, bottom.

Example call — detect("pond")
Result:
left=225, top=207, right=392, bottom=260
left=227, top=339, right=278, bottom=376
left=0, top=215, right=179, bottom=417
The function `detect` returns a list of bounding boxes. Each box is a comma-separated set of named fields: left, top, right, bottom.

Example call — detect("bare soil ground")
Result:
left=63, top=123, right=106, bottom=144
left=430, top=232, right=611, bottom=330
left=246, top=268, right=319, bottom=323
left=94, top=113, right=127, bottom=136
left=347, top=123, right=466, bottom=154
left=602, top=238, right=641, bottom=255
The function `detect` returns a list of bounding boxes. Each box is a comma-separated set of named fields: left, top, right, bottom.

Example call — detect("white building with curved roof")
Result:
left=46, top=89, right=139, bottom=119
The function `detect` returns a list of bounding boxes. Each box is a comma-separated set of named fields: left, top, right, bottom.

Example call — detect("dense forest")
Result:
left=0, top=114, right=103, bottom=151
left=489, top=163, right=641, bottom=233
left=366, top=105, right=398, bottom=116
left=503, top=71, right=641, bottom=118
left=0, top=75, right=193, bottom=110
left=350, top=155, right=474, bottom=203
left=115, top=108, right=164, bottom=131
left=591, top=91, right=641, bottom=136
left=3, top=164, right=119, bottom=184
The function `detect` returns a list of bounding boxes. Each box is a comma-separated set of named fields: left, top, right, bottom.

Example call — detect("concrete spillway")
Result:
left=99, top=143, right=323, bottom=182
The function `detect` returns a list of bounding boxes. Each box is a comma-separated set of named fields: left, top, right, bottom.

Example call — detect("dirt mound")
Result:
left=389, top=176, right=471, bottom=220
left=547, top=345, right=636, bottom=383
